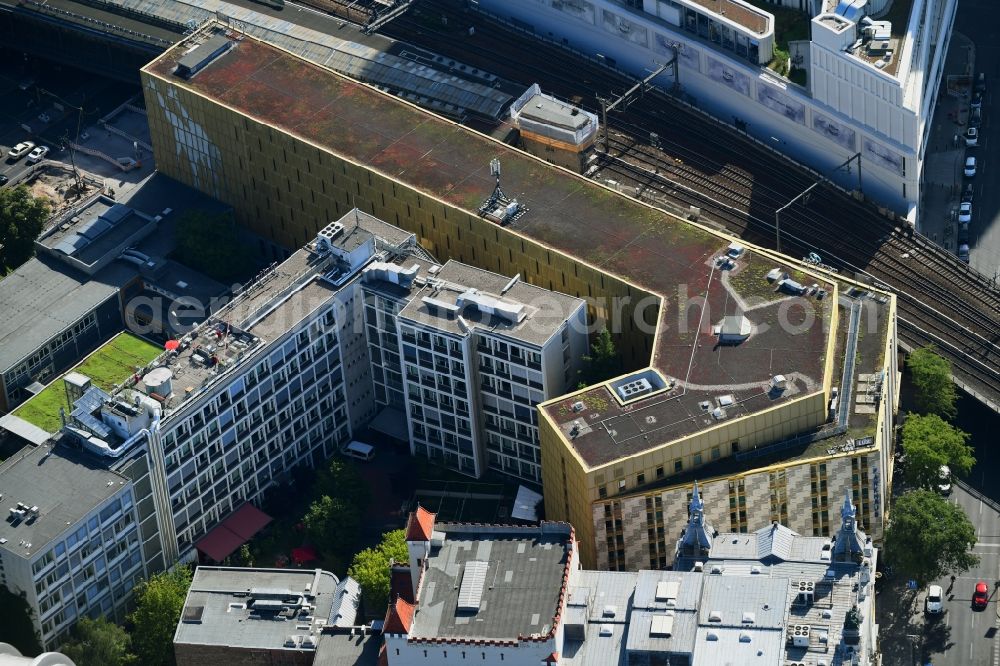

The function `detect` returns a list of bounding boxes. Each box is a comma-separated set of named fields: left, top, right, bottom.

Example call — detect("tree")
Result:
left=0, top=588, right=42, bottom=656
left=0, top=185, right=50, bottom=270
left=578, top=327, right=621, bottom=387
left=304, top=495, right=361, bottom=563
left=313, top=458, right=370, bottom=512
left=884, top=490, right=978, bottom=586
left=61, top=617, right=135, bottom=666
left=128, top=567, right=192, bottom=666
left=348, top=529, right=408, bottom=616
left=901, top=413, right=974, bottom=490
left=907, top=346, right=958, bottom=420
left=173, top=210, right=256, bottom=283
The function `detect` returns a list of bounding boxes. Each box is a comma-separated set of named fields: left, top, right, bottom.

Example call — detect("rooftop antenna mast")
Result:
left=478, top=158, right=526, bottom=225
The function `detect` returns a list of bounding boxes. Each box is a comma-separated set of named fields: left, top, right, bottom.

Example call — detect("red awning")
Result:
left=195, top=503, right=272, bottom=562
left=291, top=545, right=318, bottom=565
left=224, top=503, right=272, bottom=540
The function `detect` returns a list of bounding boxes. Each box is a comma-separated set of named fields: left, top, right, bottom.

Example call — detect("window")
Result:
left=598, top=486, right=607, bottom=499
left=674, top=460, right=683, bottom=473
left=656, top=466, right=664, bottom=479
left=637, top=473, right=645, bottom=485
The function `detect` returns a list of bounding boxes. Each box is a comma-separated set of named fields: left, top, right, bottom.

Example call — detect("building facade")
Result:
left=475, top=0, right=957, bottom=220
left=0, top=443, right=146, bottom=648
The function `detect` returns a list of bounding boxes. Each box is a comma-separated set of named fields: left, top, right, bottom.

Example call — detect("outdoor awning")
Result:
left=195, top=503, right=272, bottom=562
left=368, top=406, right=409, bottom=442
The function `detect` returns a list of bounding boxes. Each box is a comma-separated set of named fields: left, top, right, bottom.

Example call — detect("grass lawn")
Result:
left=13, top=332, right=162, bottom=432
left=743, top=0, right=811, bottom=76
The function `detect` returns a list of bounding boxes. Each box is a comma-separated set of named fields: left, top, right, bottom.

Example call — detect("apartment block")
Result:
left=0, top=442, right=145, bottom=648
left=368, top=261, right=586, bottom=482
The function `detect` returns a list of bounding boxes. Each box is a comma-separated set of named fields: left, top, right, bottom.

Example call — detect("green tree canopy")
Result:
left=885, top=489, right=978, bottom=586
left=906, top=346, right=958, bottom=420
left=128, top=567, right=192, bottom=666
left=0, top=588, right=41, bottom=656
left=578, top=327, right=621, bottom=387
left=304, top=495, right=361, bottom=565
left=61, top=617, right=135, bottom=666
left=901, top=413, right=974, bottom=490
left=348, top=529, right=408, bottom=616
left=173, top=210, right=256, bottom=283
left=313, top=458, right=370, bottom=512
left=0, top=185, right=50, bottom=270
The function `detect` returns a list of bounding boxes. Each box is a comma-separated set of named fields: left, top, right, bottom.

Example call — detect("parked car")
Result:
left=26, top=145, right=49, bottom=164
left=966, top=127, right=979, bottom=146
left=958, top=201, right=972, bottom=224
left=972, top=581, right=989, bottom=610
left=970, top=107, right=982, bottom=128
left=971, top=92, right=983, bottom=110
left=962, top=184, right=974, bottom=203
left=976, top=72, right=987, bottom=93
left=965, top=156, right=977, bottom=177
left=0, top=175, right=7, bottom=186
left=958, top=244, right=970, bottom=263
left=7, top=141, right=34, bottom=160
left=958, top=224, right=970, bottom=245
left=926, top=585, right=944, bottom=614
left=938, top=465, right=953, bottom=494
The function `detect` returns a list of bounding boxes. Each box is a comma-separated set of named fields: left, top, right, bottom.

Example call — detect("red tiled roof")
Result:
left=405, top=505, right=435, bottom=542
left=383, top=596, right=416, bottom=635
left=377, top=643, right=389, bottom=666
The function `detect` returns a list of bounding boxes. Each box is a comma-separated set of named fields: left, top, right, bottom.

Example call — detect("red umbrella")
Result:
left=164, top=339, right=180, bottom=351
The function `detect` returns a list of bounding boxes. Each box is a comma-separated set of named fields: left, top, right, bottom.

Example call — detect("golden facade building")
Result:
left=141, top=24, right=897, bottom=570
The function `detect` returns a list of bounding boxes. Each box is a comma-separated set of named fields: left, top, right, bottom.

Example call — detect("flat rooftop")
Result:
left=397, top=260, right=585, bottom=346
left=39, top=197, right=155, bottom=270
left=685, top=0, right=770, bottom=35
left=0, top=441, right=129, bottom=560
left=144, top=31, right=842, bottom=464
left=517, top=93, right=591, bottom=131
left=175, top=566, right=340, bottom=651
left=410, top=523, right=573, bottom=641
left=0, top=254, right=135, bottom=373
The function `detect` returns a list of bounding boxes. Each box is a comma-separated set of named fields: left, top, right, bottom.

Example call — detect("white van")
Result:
left=343, top=440, right=375, bottom=461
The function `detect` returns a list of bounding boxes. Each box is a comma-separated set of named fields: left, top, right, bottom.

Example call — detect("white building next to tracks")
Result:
left=474, top=0, right=957, bottom=222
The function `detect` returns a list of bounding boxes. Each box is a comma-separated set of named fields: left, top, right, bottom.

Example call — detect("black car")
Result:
left=0, top=174, right=8, bottom=186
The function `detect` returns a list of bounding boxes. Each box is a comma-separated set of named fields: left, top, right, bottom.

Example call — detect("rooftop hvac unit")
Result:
left=797, top=580, right=815, bottom=603
left=788, top=624, right=811, bottom=647
left=616, top=378, right=652, bottom=400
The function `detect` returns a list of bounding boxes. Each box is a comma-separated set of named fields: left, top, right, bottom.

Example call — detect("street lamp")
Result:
left=773, top=152, right=862, bottom=254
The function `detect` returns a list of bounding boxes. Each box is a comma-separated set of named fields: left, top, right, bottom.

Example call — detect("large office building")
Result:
left=475, top=0, right=955, bottom=221
left=365, top=260, right=587, bottom=482
left=382, top=502, right=877, bottom=665
left=0, top=442, right=146, bottom=648
left=140, top=24, right=896, bottom=570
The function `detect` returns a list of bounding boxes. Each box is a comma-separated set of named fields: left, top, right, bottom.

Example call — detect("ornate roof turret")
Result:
left=676, top=481, right=715, bottom=564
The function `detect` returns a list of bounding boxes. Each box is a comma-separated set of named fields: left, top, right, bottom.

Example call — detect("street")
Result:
left=878, top=398, right=1000, bottom=666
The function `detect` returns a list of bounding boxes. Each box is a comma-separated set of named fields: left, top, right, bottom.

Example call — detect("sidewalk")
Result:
left=919, top=32, right=975, bottom=251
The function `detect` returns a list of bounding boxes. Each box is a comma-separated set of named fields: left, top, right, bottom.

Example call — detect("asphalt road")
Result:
left=955, top=0, right=1000, bottom=278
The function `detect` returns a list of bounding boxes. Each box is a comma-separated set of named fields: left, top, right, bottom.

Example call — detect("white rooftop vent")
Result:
left=314, top=221, right=345, bottom=254
left=770, top=375, right=787, bottom=390
left=602, top=605, right=617, bottom=618
left=726, top=242, right=745, bottom=258
left=693, top=562, right=704, bottom=572
left=571, top=401, right=585, bottom=412
left=822, top=609, right=833, bottom=619
left=766, top=267, right=784, bottom=282
left=718, top=394, right=735, bottom=407
left=711, top=407, right=726, bottom=420
left=739, top=631, right=752, bottom=642
left=705, top=631, right=719, bottom=641
left=750, top=566, right=762, bottom=575
left=650, top=613, right=674, bottom=638
left=599, top=624, right=614, bottom=637
left=708, top=610, right=723, bottom=623
left=457, top=560, right=489, bottom=612
left=709, top=564, right=724, bottom=574
left=616, top=378, right=653, bottom=401
left=742, top=612, right=755, bottom=624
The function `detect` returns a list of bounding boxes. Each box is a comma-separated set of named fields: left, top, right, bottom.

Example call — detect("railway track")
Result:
left=372, top=1, right=1000, bottom=401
